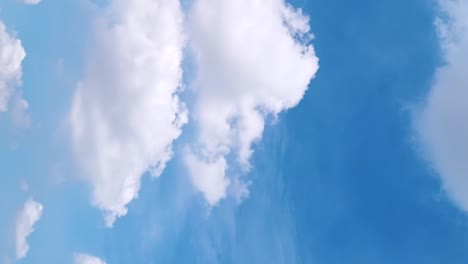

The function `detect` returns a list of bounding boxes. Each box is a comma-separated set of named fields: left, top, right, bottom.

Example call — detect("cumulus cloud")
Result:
left=15, top=198, right=43, bottom=260
left=21, top=0, right=41, bottom=4
left=69, top=0, right=187, bottom=227
left=185, top=0, right=319, bottom=204
left=74, top=253, right=106, bottom=264
left=0, top=21, right=26, bottom=113
left=417, top=0, right=468, bottom=211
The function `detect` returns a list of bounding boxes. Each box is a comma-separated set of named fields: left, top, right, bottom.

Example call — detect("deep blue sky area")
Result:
left=281, top=0, right=468, bottom=263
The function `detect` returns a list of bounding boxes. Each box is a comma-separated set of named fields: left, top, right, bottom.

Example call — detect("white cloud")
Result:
left=184, top=149, right=230, bottom=204
left=15, top=198, right=43, bottom=260
left=69, top=0, right=187, bottom=227
left=74, top=253, right=106, bottom=264
left=417, top=0, right=468, bottom=211
left=185, top=0, right=319, bottom=205
left=0, top=21, right=26, bottom=113
left=21, top=0, right=41, bottom=4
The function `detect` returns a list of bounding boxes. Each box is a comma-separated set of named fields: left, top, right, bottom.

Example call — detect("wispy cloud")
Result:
left=184, top=0, right=319, bottom=205
left=68, top=0, right=187, bottom=227
left=417, top=0, right=468, bottom=211
left=15, top=198, right=43, bottom=260
left=21, top=0, right=41, bottom=5
left=73, top=253, right=106, bottom=264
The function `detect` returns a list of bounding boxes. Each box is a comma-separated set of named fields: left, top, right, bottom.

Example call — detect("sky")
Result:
left=1, top=0, right=468, bottom=263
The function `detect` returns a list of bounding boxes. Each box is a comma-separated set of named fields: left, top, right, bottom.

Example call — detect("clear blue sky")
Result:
left=1, top=0, right=468, bottom=263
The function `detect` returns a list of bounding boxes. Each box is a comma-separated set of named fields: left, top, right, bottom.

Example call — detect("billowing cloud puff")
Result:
left=185, top=0, right=319, bottom=205
left=69, top=0, right=187, bottom=227
left=0, top=21, right=26, bottom=113
left=417, top=0, right=468, bottom=211
left=74, top=253, right=106, bottom=264
left=15, top=199, right=43, bottom=260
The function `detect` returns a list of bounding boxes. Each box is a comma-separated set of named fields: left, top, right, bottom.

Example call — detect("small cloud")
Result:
left=184, top=149, right=230, bottom=205
left=10, top=97, right=31, bottom=129
left=21, top=0, right=41, bottom=5
left=73, top=253, right=106, bottom=264
left=15, top=198, right=43, bottom=260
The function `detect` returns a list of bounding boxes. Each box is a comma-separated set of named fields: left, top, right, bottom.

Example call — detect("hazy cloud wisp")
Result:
left=74, top=253, right=106, bottom=264
left=22, top=0, right=41, bottom=5
left=15, top=199, right=43, bottom=260
left=0, top=21, right=26, bottom=114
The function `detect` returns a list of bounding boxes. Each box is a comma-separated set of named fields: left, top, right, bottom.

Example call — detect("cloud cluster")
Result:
left=69, top=0, right=186, bottom=227
left=417, top=0, right=468, bottom=211
left=15, top=199, right=43, bottom=260
left=74, top=253, right=106, bottom=264
left=184, top=0, right=319, bottom=204
left=69, top=0, right=318, bottom=225
left=0, top=21, right=26, bottom=113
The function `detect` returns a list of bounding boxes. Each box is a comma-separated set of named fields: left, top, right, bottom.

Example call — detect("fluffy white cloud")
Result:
left=0, top=21, right=26, bottom=113
left=74, top=253, right=106, bottom=264
left=185, top=0, right=319, bottom=204
left=69, top=0, right=187, bottom=227
left=417, top=0, right=468, bottom=211
left=15, top=198, right=43, bottom=260
left=22, top=0, right=41, bottom=4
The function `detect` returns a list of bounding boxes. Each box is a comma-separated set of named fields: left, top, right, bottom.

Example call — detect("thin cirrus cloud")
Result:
left=15, top=198, right=43, bottom=260
left=69, top=0, right=187, bottom=227
left=184, top=0, right=319, bottom=205
left=417, top=0, right=468, bottom=211
left=73, top=253, right=106, bottom=264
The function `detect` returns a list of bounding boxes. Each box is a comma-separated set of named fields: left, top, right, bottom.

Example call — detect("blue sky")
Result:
left=2, top=0, right=468, bottom=263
